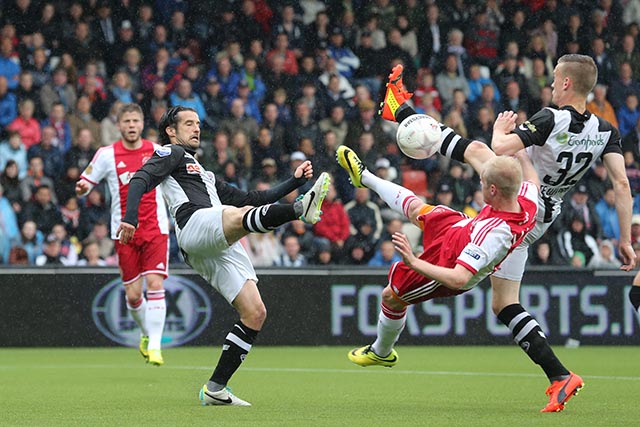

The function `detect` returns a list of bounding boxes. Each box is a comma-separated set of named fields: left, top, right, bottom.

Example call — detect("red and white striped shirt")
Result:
left=80, top=139, right=169, bottom=240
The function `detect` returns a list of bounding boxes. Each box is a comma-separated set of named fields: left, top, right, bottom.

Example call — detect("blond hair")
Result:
left=481, top=156, right=523, bottom=199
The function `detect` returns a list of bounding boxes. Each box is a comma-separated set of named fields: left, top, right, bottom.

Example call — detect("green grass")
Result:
left=1, top=346, right=639, bottom=426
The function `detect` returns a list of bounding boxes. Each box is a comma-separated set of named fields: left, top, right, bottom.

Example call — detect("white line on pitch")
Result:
left=0, top=364, right=639, bottom=381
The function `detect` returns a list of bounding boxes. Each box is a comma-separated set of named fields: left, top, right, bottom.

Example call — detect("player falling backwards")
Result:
left=375, top=57, right=635, bottom=412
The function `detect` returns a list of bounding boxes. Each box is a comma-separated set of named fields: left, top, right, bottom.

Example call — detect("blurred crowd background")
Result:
left=1, top=0, right=640, bottom=269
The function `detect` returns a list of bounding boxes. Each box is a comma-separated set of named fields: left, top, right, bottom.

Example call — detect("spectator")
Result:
left=64, top=128, right=95, bottom=172
left=312, top=182, right=350, bottom=258
left=319, top=104, right=349, bottom=147
left=0, top=160, right=23, bottom=211
left=281, top=219, right=315, bottom=260
left=273, top=235, right=306, bottom=267
left=24, top=47, right=50, bottom=90
left=67, top=96, right=102, bottom=149
left=613, top=34, right=640, bottom=81
left=233, top=80, right=261, bottom=123
left=583, top=160, right=611, bottom=202
left=589, top=37, right=615, bottom=85
left=77, top=238, right=107, bottom=266
left=119, top=47, right=143, bottom=102
left=0, top=182, right=20, bottom=263
left=0, top=36, right=20, bottom=90
left=557, top=214, right=600, bottom=267
left=368, top=239, right=402, bottom=267
left=595, top=187, right=621, bottom=243
left=304, top=10, right=332, bottom=55
left=201, top=77, right=226, bottom=132
left=27, top=125, right=64, bottom=180
left=344, top=187, right=383, bottom=241
left=92, top=1, right=118, bottom=70
left=141, top=47, right=184, bottom=94
left=170, top=78, right=207, bottom=121
left=12, top=220, right=43, bottom=265
left=39, top=67, right=76, bottom=117
left=16, top=70, right=43, bottom=119
left=35, top=233, right=66, bottom=266
left=556, top=184, right=601, bottom=240
left=6, top=99, right=40, bottom=148
left=609, top=61, right=640, bottom=111
left=59, top=195, right=81, bottom=237
left=0, top=132, right=27, bottom=179
left=588, top=239, right=623, bottom=269
left=220, top=98, right=259, bottom=142
left=65, top=21, right=99, bottom=71
left=100, top=101, right=123, bottom=146
left=528, top=236, right=564, bottom=266
left=19, top=155, right=56, bottom=204
left=344, top=99, right=391, bottom=153
left=82, top=219, right=113, bottom=261
left=617, top=94, right=640, bottom=138
left=244, top=232, right=281, bottom=267
left=20, top=184, right=63, bottom=235
left=435, top=53, right=470, bottom=110
left=587, top=84, right=618, bottom=129
left=0, top=76, right=17, bottom=133
left=50, top=222, right=79, bottom=266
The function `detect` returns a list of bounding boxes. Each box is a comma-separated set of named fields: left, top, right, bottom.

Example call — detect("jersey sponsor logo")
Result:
left=462, top=248, right=481, bottom=260
left=566, top=133, right=606, bottom=147
left=155, top=146, right=172, bottom=157
left=92, top=276, right=212, bottom=348
left=117, top=161, right=127, bottom=169
left=186, top=163, right=202, bottom=174
left=519, top=121, right=536, bottom=133
left=119, top=171, right=133, bottom=185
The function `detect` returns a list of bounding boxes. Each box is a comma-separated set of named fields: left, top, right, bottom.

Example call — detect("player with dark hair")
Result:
left=77, top=103, right=169, bottom=366
left=379, top=56, right=635, bottom=412
left=117, top=106, right=330, bottom=406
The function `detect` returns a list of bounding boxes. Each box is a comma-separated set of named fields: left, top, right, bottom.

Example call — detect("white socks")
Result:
left=127, top=297, right=148, bottom=337
left=371, top=304, right=407, bottom=357
left=362, top=169, right=420, bottom=218
left=146, top=290, right=166, bottom=351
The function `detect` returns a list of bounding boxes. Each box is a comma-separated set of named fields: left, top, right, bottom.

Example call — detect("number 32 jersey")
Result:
left=513, top=106, right=623, bottom=223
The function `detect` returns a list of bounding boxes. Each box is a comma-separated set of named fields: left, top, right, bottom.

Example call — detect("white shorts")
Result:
left=176, top=207, right=258, bottom=304
left=492, top=220, right=552, bottom=282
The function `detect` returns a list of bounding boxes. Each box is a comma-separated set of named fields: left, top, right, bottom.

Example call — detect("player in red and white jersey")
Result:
left=336, top=144, right=538, bottom=366
left=76, top=103, right=169, bottom=366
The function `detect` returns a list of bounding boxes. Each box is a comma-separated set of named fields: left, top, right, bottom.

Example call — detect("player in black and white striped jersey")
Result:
left=117, top=106, right=330, bottom=406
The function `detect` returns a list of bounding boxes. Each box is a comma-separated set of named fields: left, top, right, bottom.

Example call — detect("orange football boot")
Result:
left=378, top=64, right=413, bottom=122
left=540, top=372, right=584, bottom=412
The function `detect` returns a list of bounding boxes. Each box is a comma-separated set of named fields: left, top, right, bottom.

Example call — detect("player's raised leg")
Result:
left=336, top=146, right=423, bottom=223
left=379, top=64, right=413, bottom=122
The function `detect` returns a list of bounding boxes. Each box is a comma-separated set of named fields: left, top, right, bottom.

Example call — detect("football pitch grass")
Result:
left=1, top=346, right=639, bottom=426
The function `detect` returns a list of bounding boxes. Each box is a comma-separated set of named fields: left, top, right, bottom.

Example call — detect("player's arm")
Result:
left=76, top=147, right=109, bottom=196
left=217, top=160, right=313, bottom=206
left=603, top=150, right=636, bottom=270
left=392, top=232, right=473, bottom=290
left=119, top=146, right=181, bottom=244
left=513, top=148, right=540, bottom=189
left=492, top=109, right=554, bottom=155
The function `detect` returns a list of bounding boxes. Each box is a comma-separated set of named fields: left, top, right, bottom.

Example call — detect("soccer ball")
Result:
left=396, top=114, right=442, bottom=159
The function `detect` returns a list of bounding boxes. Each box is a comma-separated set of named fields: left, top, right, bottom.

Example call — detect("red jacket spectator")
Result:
left=313, top=186, right=350, bottom=244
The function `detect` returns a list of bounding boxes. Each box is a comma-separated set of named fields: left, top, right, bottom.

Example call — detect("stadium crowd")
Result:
left=0, top=0, right=640, bottom=268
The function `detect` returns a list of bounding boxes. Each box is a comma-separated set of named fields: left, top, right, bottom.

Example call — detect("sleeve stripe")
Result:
left=472, top=217, right=503, bottom=246
left=80, top=175, right=99, bottom=186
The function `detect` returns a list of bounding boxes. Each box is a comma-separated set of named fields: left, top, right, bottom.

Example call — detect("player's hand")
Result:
left=618, top=242, right=637, bottom=271
left=75, top=179, right=90, bottom=196
left=294, top=160, right=313, bottom=180
left=116, top=222, right=137, bottom=245
left=494, top=111, right=518, bottom=135
left=392, top=232, right=417, bottom=267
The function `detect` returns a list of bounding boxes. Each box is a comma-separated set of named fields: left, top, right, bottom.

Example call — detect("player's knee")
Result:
left=381, top=286, right=404, bottom=310
left=146, top=277, right=164, bottom=291
left=244, top=303, right=267, bottom=329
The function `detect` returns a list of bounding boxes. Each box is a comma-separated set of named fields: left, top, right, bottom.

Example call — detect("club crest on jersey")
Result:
left=155, top=146, right=172, bottom=157
left=186, top=163, right=202, bottom=174
left=85, top=164, right=93, bottom=174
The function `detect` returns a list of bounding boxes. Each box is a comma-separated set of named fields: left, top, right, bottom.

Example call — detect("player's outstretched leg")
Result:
left=199, top=385, right=251, bottom=407
left=298, top=172, right=331, bottom=224
left=379, top=64, right=413, bottom=122
left=540, top=372, right=584, bottom=413
left=336, top=146, right=422, bottom=219
left=348, top=345, right=398, bottom=367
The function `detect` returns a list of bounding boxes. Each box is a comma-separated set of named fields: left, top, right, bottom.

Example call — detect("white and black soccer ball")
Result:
left=396, top=114, right=443, bottom=159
